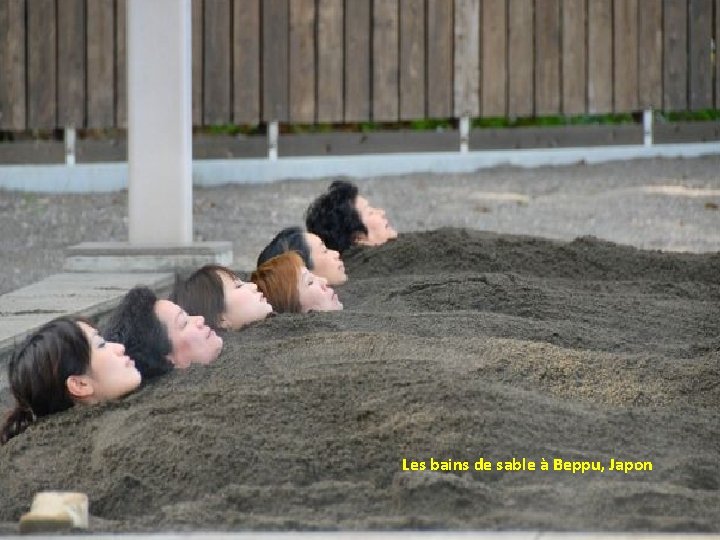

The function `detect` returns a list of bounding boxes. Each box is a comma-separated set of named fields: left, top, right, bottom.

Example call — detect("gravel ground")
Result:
left=1, top=155, right=719, bottom=295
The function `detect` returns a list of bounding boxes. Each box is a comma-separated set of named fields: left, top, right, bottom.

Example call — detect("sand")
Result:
left=0, top=228, right=718, bottom=532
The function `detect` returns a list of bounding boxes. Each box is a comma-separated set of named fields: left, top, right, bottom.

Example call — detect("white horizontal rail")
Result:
left=0, top=142, right=719, bottom=193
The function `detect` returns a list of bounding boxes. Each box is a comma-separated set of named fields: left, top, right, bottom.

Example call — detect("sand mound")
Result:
left=0, top=229, right=718, bottom=532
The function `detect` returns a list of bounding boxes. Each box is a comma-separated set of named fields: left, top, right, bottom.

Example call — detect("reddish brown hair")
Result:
left=251, top=251, right=304, bottom=313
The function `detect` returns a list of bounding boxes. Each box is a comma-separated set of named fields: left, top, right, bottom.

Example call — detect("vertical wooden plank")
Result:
left=192, top=0, right=203, bottom=125
left=0, top=0, right=26, bottom=130
left=535, top=0, right=560, bottom=114
left=717, top=0, right=720, bottom=109
left=116, top=0, right=127, bottom=128
left=57, top=0, right=85, bottom=127
left=263, top=0, right=289, bottom=121
left=614, top=0, right=638, bottom=112
left=637, top=0, right=662, bottom=109
left=588, top=0, right=612, bottom=113
left=562, top=0, right=586, bottom=114
left=426, top=0, right=453, bottom=118
left=204, top=0, right=231, bottom=124
left=663, top=0, right=687, bottom=111
left=481, top=0, right=506, bottom=117
left=27, top=0, right=56, bottom=128
left=688, top=0, right=712, bottom=110
left=400, top=0, right=425, bottom=119
left=87, top=0, right=115, bottom=128
left=345, top=0, right=371, bottom=121
left=289, top=0, right=315, bottom=123
left=454, top=0, right=480, bottom=117
left=373, top=0, right=400, bottom=120
left=317, top=0, right=344, bottom=122
left=233, top=0, right=260, bottom=124
left=507, top=0, right=533, bottom=117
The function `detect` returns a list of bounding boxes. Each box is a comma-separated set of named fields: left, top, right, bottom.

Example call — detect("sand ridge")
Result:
left=0, top=229, right=718, bottom=532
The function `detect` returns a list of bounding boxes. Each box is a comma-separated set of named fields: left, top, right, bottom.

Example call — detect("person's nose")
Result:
left=113, top=342, right=125, bottom=355
left=331, top=249, right=340, bottom=260
left=319, top=277, right=328, bottom=289
left=195, top=315, right=205, bottom=327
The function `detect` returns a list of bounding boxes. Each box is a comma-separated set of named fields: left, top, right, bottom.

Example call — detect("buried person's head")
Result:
left=1, top=317, right=141, bottom=444
left=251, top=251, right=343, bottom=314
left=103, top=286, right=223, bottom=378
left=171, top=265, right=272, bottom=331
left=257, top=226, right=347, bottom=285
left=305, top=180, right=398, bottom=254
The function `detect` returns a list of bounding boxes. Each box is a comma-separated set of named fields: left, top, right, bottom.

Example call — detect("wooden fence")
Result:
left=0, top=0, right=718, bottom=131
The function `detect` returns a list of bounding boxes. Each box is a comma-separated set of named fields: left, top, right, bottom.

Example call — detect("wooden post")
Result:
left=127, top=0, right=192, bottom=245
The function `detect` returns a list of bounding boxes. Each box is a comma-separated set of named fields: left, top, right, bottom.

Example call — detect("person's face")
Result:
left=73, top=321, right=141, bottom=403
left=154, top=299, right=223, bottom=369
left=297, top=267, right=343, bottom=313
left=218, top=272, right=273, bottom=330
left=354, top=195, right=398, bottom=246
left=305, top=233, right=347, bottom=285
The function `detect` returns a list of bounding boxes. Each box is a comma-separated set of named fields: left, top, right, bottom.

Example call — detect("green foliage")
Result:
left=659, top=109, right=720, bottom=122
left=203, top=124, right=263, bottom=136
left=95, top=110, right=720, bottom=140
left=472, top=113, right=636, bottom=129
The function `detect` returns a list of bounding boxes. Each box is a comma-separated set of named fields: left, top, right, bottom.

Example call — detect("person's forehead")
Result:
left=217, top=271, right=235, bottom=285
left=76, top=320, right=95, bottom=339
left=155, top=299, right=180, bottom=319
left=306, top=233, right=323, bottom=249
left=356, top=195, right=368, bottom=206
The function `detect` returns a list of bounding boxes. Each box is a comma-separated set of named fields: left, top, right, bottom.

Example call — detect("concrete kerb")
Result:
left=1, top=142, right=719, bottom=193
left=64, top=241, right=234, bottom=272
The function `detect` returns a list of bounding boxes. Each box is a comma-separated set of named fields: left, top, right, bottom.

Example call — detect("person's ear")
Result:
left=354, top=232, right=371, bottom=246
left=218, top=314, right=230, bottom=330
left=165, top=352, right=178, bottom=368
left=66, top=375, right=94, bottom=399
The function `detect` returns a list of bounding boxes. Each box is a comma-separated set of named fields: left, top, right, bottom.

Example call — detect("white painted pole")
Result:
left=268, top=121, right=279, bottom=161
left=459, top=116, right=470, bottom=153
left=64, top=127, right=76, bottom=166
left=127, top=0, right=192, bottom=245
left=643, top=109, right=653, bottom=147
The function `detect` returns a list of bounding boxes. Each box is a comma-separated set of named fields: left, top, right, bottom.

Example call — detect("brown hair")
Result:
left=251, top=251, right=304, bottom=314
left=170, top=265, right=236, bottom=331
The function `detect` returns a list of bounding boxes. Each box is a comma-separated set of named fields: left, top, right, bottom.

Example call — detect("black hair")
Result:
left=1, top=317, right=90, bottom=445
left=305, top=180, right=367, bottom=254
left=170, top=265, right=233, bottom=332
left=256, top=226, right=313, bottom=269
left=103, top=286, right=173, bottom=380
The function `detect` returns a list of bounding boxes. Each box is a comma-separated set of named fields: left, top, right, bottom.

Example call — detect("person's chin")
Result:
left=329, top=274, right=348, bottom=286
left=130, top=370, right=142, bottom=388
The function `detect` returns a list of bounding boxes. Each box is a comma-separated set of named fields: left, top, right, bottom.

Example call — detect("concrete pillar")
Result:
left=127, top=0, right=192, bottom=245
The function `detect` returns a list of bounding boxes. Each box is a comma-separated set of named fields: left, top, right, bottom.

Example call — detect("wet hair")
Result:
left=103, top=286, right=172, bottom=380
left=305, top=180, right=367, bottom=254
left=170, top=265, right=236, bottom=332
left=257, top=226, right=313, bottom=269
left=1, top=317, right=91, bottom=445
left=251, top=251, right=304, bottom=313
